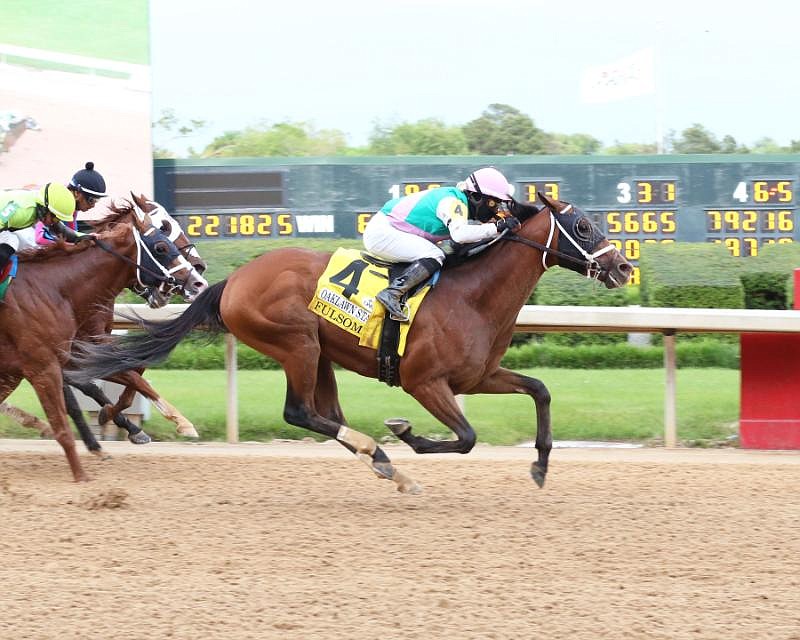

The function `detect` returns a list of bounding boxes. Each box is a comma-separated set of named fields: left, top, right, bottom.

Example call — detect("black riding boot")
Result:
left=0, top=243, right=15, bottom=272
left=376, top=257, right=440, bottom=322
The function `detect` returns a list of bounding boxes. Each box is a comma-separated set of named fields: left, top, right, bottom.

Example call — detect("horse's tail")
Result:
left=67, top=279, right=228, bottom=383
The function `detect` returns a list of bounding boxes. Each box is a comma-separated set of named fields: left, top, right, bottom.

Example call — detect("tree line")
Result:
left=153, top=103, right=800, bottom=158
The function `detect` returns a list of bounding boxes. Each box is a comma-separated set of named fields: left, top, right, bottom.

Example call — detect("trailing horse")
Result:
left=0, top=194, right=209, bottom=454
left=68, top=194, right=633, bottom=492
left=0, top=203, right=197, bottom=481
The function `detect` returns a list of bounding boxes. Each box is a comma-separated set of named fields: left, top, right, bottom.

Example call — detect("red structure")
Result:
left=739, top=268, right=800, bottom=449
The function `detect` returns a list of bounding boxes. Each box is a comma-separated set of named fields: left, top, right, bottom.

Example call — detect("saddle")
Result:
left=309, top=241, right=497, bottom=387
left=359, top=252, right=439, bottom=386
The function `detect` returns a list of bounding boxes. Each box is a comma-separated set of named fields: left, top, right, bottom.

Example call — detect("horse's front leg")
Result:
left=393, top=378, right=478, bottom=454
left=105, top=370, right=198, bottom=439
left=27, top=365, right=87, bottom=482
left=468, top=367, right=551, bottom=487
left=64, top=377, right=151, bottom=445
left=391, top=369, right=551, bottom=487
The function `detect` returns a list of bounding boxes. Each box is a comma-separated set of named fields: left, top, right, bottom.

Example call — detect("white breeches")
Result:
left=363, top=213, right=445, bottom=264
left=0, top=230, right=20, bottom=251
left=13, top=227, right=38, bottom=251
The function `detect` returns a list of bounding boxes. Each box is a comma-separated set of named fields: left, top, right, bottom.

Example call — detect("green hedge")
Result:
left=738, top=242, right=800, bottom=309
left=151, top=333, right=738, bottom=370
left=526, top=266, right=634, bottom=346
left=638, top=242, right=744, bottom=308
left=532, top=268, right=631, bottom=306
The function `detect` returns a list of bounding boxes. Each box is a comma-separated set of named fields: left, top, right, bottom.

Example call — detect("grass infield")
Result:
left=0, top=368, right=739, bottom=446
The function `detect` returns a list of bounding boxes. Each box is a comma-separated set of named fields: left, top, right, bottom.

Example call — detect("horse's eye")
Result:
left=575, top=217, right=593, bottom=241
left=154, top=241, right=170, bottom=256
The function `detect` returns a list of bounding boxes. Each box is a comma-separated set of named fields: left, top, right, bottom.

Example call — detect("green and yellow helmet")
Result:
left=37, top=183, right=76, bottom=221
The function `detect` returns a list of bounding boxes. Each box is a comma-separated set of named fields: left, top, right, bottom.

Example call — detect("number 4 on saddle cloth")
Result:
left=308, top=248, right=439, bottom=385
left=0, top=255, right=19, bottom=301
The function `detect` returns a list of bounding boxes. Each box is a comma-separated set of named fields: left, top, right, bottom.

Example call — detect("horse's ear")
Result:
left=130, top=191, right=144, bottom=208
left=538, top=191, right=556, bottom=210
left=132, top=202, right=146, bottom=224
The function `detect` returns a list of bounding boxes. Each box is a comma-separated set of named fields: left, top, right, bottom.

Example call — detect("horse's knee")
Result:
left=457, top=428, right=477, bottom=454
left=529, top=379, right=551, bottom=405
left=283, top=402, right=311, bottom=428
left=53, top=428, right=76, bottom=448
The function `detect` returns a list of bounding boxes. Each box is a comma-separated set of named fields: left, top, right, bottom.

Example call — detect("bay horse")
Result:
left=0, top=194, right=209, bottom=454
left=68, top=193, right=633, bottom=492
left=0, top=204, right=198, bottom=481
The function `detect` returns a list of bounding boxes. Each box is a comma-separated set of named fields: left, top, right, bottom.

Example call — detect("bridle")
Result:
left=126, top=200, right=208, bottom=307
left=501, top=204, right=616, bottom=282
left=94, top=220, right=192, bottom=299
left=146, top=201, right=204, bottom=266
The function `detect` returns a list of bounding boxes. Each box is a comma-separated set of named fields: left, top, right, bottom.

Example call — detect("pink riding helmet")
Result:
left=464, top=167, right=515, bottom=200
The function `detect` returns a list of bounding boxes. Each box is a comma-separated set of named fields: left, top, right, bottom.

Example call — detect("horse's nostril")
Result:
left=620, top=262, right=633, bottom=273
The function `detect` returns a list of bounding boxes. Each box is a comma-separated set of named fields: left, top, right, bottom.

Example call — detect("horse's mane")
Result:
left=18, top=201, right=136, bottom=264
left=87, top=200, right=137, bottom=233
left=18, top=240, right=91, bottom=263
left=441, top=200, right=545, bottom=269
left=510, top=200, right=543, bottom=222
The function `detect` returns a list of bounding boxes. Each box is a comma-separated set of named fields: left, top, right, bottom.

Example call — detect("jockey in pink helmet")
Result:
left=363, top=167, right=520, bottom=321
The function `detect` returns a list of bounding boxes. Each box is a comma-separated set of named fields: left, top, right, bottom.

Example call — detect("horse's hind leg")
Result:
left=0, top=402, right=54, bottom=438
left=314, top=358, right=347, bottom=424
left=280, top=354, right=420, bottom=494
left=467, top=368, right=551, bottom=488
left=0, top=375, right=51, bottom=435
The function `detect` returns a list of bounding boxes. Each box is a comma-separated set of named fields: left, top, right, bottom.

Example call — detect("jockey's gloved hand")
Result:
left=495, top=216, right=521, bottom=233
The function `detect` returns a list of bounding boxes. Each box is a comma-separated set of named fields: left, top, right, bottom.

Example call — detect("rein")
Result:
left=502, top=207, right=615, bottom=280
left=94, top=232, right=178, bottom=286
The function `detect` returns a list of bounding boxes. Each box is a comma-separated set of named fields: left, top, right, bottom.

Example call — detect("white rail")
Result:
left=115, top=303, right=800, bottom=334
left=112, top=304, right=800, bottom=445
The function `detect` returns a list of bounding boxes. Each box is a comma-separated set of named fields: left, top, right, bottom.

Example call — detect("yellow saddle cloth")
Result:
left=308, top=248, right=433, bottom=356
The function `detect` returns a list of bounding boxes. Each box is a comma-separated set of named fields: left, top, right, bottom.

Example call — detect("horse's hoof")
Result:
left=530, top=463, right=547, bottom=488
left=90, top=448, right=113, bottom=461
left=384, top=417, right=411, bottom=437
left=128, top=430, right=152, bottom=445
left=397, top=480, right=423, bottom=495
left=177, top=425, right=199, bottom=439
left=370, top=460, right=396, bottom=480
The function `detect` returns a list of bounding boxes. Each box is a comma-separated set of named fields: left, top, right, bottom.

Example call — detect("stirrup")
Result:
left=377, top=290, right=409, bottom=322
left=387, top=303, right=409, bottom=322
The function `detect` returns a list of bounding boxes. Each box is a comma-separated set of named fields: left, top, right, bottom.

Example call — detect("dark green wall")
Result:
left=154, top=155, right=800, bottom=285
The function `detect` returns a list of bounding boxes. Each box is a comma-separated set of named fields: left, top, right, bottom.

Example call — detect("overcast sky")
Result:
left=149, top=0, right=800, bottom=155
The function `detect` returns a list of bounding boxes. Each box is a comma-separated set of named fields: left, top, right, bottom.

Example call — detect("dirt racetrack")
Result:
left=1, top=439, right=799, bottom=640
